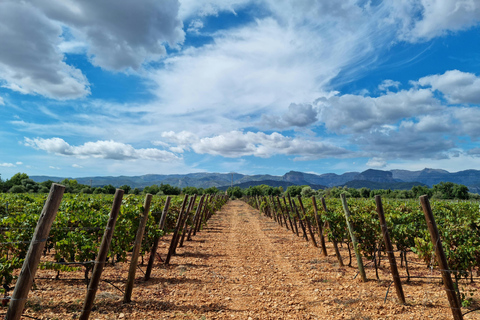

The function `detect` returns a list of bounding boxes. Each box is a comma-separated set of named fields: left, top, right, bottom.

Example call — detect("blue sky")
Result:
left=1, top=0, right=480, bottom=179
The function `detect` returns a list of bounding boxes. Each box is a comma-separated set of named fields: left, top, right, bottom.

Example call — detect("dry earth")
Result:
left=5, top=200, right=480, bottom=319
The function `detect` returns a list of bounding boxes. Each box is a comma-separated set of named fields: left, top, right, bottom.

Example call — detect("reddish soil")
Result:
left=6, top=200, right=480, bottom=319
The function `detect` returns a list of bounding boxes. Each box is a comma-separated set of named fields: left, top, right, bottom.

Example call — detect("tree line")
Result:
left=227, top=181, right=477, bottom=200
left=0, top=173, right=220, bottom=195
left=1, top=172, right=476, bottom=200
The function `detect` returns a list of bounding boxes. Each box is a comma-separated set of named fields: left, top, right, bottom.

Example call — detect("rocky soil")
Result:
left=6, top=200, right=480, bottom=319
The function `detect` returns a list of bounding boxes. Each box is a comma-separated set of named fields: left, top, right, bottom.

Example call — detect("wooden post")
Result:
left=144, top=196, right=171, bottom=281
left=187, top=195, right=205, bottom=241
left=173, top=196, right=194, bottom=252
left=158, top=196, right=172, bottom=231
left=270, top=196, right=282, bottom=227
left=297, top=196, right=317, bottom=247
left=6, top=184, right=65, bottom=320
left=284, top=196, right=299, bottom=236
left=164, top=195, right=189, bottom=265
left=291, top=197, right=308, bottom=241
left=80, top=189, right=124, bottom=320
left=340, top=194, right=366, bottom=282
left=195, top=195, right=209, bottom=234
left=375, top=196, right=406, bottom=304
left=179, top=195, right=197, bottom=247
left=420, top=195, right=463, bottom=320
left=312, top=197, right=328, bottom=256
left=124, top=194, right=152, bottom=303
left=321, top=198, right=343, bottom=266
left=277, top=197, right=293, bottom=231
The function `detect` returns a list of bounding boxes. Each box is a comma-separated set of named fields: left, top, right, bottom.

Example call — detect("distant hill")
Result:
left=30, top=168, right=480, bottom=193
left=341, top=180, right=426, bottom=190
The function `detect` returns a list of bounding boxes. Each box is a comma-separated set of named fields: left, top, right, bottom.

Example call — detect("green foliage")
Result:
left=9, top=185, right=26, bottom=193
left=286, top=185, right=304, bottom=197
left=159, top=184, right=181, bottom=195
left=183, top=186, right=201, bottom=195
left=300, top=186, right=316, bottom=198
left=0, top=193, right=227, bottom=290
left=227, top=186, right=243, bottom=199
left=204, top=186, right=220, bottom=195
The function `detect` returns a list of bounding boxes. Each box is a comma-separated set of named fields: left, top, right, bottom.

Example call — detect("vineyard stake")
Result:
left=340, top=194, right=366, bottom=282
left=80, top=189, right=124, bottom=320
left=145, top=196, right=171, bottom=281
left=420, top=195, right=463, bottom=320
left=195, top=195, right=209, bottom=234
left=271, top=196, right=283, bottom=227
left=284, top=196, right=299, bottom=236
left=277, top=197, right=293, bottom=231
left=297, top=196, right=318, bottom=247
left=375, top=196, right=406, bottom=304
left=321, top=198, right=343, bottom=266
left=173, top=196, right=194, bottom=252
left=311, top=197, right=328, bottom=256
left=6, top=183, right=65, bottom=320
left=187, top=195, right=205, bottom=240
left=158, top=196, right=172, bottom=231
left=179, top=195, right=197, bottom=247
left=165, top=195, right=189, bottom=265
left=291, top=198, right=309, bottom=242
left=124, top=193, right=152, bottom=303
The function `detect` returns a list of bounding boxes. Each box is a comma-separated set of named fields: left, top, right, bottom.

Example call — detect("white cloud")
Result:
left=24, top=137, right=180, bottom=161
left=366, top=157, right=387, bottom=168
left=387, top=0, right=480, bottom=42
left=378, top=80, right=401, bottom=92
left=0, top=163, right=15, bottom=167
left=417, top=70, right=480, bottom=104
left=72, top=164, right=83, bottom=168
left=0, top=1, right=90, bottom=99
left=187, top=19, right=204, bottom=34
left=163, top=130, right=350, bottom=159
left=36, top=0, right=185, bottom=71
left=317, top=88, right=439, bottom=134
left=261, top=103, right=318, bottom=129
left=0, top=96, right=4, bottom=106
left=179, top=0, right=249, bottom=19
left=15, top=162, right=23, bottom=165
left=49, top=166, right=61, bottom=170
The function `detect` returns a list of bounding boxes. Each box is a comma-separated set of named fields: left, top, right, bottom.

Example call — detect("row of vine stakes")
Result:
left=4, top=183, right=227, bottom=320
left=245, top=193, right=464, bottom=320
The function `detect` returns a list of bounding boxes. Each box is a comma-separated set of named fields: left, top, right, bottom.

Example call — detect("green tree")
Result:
left=245, top=186, right=263, bottom=196
left=359, top=187, right=371, bottom=198
left=300, top=186, right=316, bottom=198
left=159, top=184, right=181, bottom=195
left=102, top=184, right=116, bottom=194
left=21, top=179, right=39, bottom=193
left=227, top=186, right=243, bottom=198
left=9, top=185, right=26, bottom=193
left=286, top=185, right=304, bottom=197
left=40, top=180, right=55, bottom=190
left=119, top=185, right=132, bottom=194
left=182, top=186, right=200, bottom=195
left=452, top=184, right=469, bottom=200
left=204, top=186, right=220, bottom=195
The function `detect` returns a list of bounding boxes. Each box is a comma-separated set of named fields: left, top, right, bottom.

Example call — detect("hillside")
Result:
left=30, top=168, right=480, bottom=193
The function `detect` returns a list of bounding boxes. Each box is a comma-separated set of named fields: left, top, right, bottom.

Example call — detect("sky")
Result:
left=1, top=0, right=480, bottom=180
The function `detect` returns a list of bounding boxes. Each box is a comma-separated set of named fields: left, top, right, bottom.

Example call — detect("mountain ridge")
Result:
left=29, top=168, right=480, bottom=193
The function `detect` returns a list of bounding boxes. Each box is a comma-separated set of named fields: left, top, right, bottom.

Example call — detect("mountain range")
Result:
left=30, top=168, right=480, bottom=193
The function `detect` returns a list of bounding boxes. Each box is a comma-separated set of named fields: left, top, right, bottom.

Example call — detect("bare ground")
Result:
left=8, top=200, right=480, bottom=319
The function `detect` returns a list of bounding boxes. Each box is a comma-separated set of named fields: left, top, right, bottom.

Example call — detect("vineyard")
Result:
left=245, top=194, right=480, bottom=319
left=0, top=186, right=227, bottom=319
left=1, top=184, right=480, bottom=319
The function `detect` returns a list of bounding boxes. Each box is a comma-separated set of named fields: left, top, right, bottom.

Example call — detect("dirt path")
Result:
left=20, top=200, right=478, bottom=319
